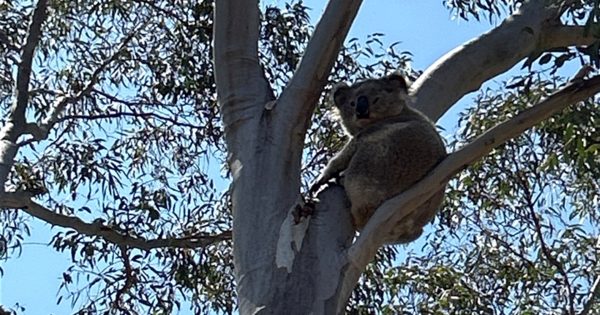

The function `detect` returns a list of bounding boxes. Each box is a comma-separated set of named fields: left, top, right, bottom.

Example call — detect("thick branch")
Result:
left=281, top=0, right=363, bottom=124
left=338, top=75, right=600, bottom=308
left=411, top=1, right=597, bottom=121
left=213, top=0, right=272, bottom=151
left=0, top=192, right=231, bottom=250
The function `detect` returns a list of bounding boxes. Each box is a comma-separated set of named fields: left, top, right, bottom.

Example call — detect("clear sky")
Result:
left=0, top=1, right=497, bottom=314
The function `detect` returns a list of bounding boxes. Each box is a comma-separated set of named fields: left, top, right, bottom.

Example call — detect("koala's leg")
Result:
left=344, top=178, right=385, bottom=230
left=385, top=188, right=446, bottom=244
left=310, top=140, right=358, bottom=192
left=349, top=200, right=378, bottom=230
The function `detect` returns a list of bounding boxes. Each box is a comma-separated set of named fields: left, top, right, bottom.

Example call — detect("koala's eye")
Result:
left=350, top=101, right=356, bottom=107
left=373, top=97, right=380, bottom=104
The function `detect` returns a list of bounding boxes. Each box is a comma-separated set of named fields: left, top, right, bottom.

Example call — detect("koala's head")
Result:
left=331, top=73, right=411, bottom=135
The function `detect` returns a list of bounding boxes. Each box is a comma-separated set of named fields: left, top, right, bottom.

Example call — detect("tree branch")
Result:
left=0, top=0, right=48, bottom=190
left=57, top=112, right=202, bottom=129
left=517, top=171, right=575, bottom=314
left=18, top=28, right=140, bottom=148
left=5, top=0, right=49, bottom=140
left=281, top=0, right=363, bottom=124
left=113, top=245, right=135, bottom=312
left=411, top=1, right=597, bottom=121
left=337, top=75, right=600, bottom=307
left=213, top=0, right=273, bottom=153
left=0, top=192, right=231, bottom=250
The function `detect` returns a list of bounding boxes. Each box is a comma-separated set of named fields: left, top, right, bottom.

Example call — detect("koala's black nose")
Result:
left=356, top=95, right=369, bottom=118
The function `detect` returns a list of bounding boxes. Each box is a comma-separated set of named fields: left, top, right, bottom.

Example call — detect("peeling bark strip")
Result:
left=275, top=198, right=311, bottom=273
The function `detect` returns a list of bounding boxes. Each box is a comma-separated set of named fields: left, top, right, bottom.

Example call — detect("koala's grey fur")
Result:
left=314, top=73, right=447, bottom=244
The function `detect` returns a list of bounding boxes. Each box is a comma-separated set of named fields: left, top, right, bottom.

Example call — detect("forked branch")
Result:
left=0, top=0, right=49, bottom=189
left=20, top=27, right=140, bottom=146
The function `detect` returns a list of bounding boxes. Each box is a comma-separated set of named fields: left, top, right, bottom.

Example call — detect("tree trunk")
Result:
left=212, top=1, right=600, bottom=314
left=213, top=1, right=362, bottom=313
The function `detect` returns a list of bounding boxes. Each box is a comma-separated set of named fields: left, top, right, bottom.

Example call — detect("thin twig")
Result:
left=18, top=22, right=144, bottom=146
left=113, top=245, right=135, bottom=312
left=517, top=171, right=576, bottom=315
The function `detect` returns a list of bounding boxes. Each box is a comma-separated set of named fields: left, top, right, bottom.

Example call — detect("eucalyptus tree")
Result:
left=1, top=0, right=599, bottom=314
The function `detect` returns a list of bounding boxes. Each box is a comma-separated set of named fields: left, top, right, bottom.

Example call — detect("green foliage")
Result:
left=261, top=1, right=312, bottom=89
left=1, top=0, right=414, bottom=313
left=1, top=0, right=226, bottom=313
left=2, top=0, right=599, bottom=314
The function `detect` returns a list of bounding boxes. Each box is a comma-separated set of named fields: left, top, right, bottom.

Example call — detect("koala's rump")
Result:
left=343, top=120, right=446, bottom=233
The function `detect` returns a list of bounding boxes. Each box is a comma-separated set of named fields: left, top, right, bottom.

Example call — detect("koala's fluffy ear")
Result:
left=383, top=72, right=408, bottom=92
left=331, top=82, right=351, bottom=106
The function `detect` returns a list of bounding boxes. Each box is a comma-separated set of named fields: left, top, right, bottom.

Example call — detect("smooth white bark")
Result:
left=3, top=0, right=600, bottom=313
left=214, top=0, right=363, bottom=313
left=411, top=1, right=596, bottom=121
left=281, top=0, right=363, bottom=126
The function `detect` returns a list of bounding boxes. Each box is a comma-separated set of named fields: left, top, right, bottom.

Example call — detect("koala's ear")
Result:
left=331, top=82, right=351, bottom=106
left=384, top=72, right=408, bottom=92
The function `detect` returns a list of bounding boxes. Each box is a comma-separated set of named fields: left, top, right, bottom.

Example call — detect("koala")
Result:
left=313, top=73, right=447, bottom=244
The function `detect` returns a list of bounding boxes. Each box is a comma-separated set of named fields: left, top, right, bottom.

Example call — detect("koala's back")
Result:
left=343, top=114, right=446, bottom=243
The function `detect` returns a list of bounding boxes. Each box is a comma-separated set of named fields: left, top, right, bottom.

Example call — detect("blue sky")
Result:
left=1, top=1, right=498, bottom=314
